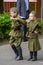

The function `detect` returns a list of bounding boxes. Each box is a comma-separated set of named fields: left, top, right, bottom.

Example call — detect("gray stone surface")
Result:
left=0, top=39, right=43, bottom=65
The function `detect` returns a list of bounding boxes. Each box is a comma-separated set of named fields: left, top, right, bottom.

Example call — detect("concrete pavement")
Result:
left=0, top=39, right=43, bottom=65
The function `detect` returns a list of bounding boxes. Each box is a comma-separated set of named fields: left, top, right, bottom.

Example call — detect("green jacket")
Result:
left=9, top=16, right=26, bottom=47
left=9, top=16, right=26, bottom=38
left=26, top=20, right=41, bottom=51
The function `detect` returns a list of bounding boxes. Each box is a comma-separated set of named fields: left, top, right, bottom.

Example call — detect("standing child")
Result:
left=26, top=11, right=41, bottom=61
left=9, top=7, right=26, bottom=60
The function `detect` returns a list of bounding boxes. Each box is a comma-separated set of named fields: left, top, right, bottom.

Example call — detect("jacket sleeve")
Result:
left=16, top=17, right=26, bottom=25
left=34, top=24, right=41, bottom=34
left=18, top=18, right=26, bottom=25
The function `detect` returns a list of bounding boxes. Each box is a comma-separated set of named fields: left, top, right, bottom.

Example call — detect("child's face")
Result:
left=10, top=11, right=17, bottom=17
left=29, top=13, right=36, bottom=21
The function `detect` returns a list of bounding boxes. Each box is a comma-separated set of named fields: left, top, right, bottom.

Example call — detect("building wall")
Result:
left=41, top=0, right=43, bottom=20
left=3, top=2, right=17, bottom=12
left=3, top=0, right=41, bottom=19
left=30, top=0, right=41, bottom=19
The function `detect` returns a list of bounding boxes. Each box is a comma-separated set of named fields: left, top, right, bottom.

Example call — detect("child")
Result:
left=26, top=11, right=41, bottom=61
left=9, top=7, right=26, bottom=60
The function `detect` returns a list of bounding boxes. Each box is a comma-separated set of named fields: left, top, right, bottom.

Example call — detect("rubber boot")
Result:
left=32, top=51, right=37, bottom=61
left=16, top=47, right=23, bottom=60
left=28, top=52, right=33, bottom=61
left=11, top=45, right=19, bottom=59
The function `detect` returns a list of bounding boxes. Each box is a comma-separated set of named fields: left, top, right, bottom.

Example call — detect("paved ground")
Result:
left=0, top=39, right=43, bottom=65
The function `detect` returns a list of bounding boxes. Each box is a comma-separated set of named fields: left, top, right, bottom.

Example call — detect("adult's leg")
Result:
left=21, top=24, right=28, bottom=41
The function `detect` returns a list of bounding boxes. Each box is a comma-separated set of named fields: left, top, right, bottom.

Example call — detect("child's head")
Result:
left=10, top=7, right=18, bottom=17
left=29, top=11, right=36, bottom=21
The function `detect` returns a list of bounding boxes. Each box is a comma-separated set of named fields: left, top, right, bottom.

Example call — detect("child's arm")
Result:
left=10, top=17, right=15, bottom=28
left=26, top=19, right=30, bottom=29
left=15, top=17, right=26, bottom=25
left=34, top=24, right=41, bottom=34
left=10, top=17, right=15, bottom=20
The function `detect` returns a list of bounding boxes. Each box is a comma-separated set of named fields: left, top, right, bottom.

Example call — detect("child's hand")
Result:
left=10, top=17, right=14, bottom=20
left=26, top=19, right=31, bottom=23
left=34, top=31, right=38, bottom=34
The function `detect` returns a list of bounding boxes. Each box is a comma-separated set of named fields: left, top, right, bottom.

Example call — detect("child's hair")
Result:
left=30, top=11, right=37, bottom=17
left=10, top=7, right=18, bottom=13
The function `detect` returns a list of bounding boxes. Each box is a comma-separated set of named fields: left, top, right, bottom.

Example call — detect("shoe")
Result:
left=32, top=58, right=37, bottom=61
left=16, top=56, right=23, bottom=60
left=28, top=58, right=33, bottom=61
left=15, top=55, right=19, bottom=59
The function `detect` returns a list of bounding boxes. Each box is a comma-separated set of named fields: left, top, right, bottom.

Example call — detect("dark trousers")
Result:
left=30, top=51, right=37, bottom=59
left=26, top=10, right=30, bottom=19
left=21, top=10, right=30, bottom=41
left=21, top=22, right=28, bottom=41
